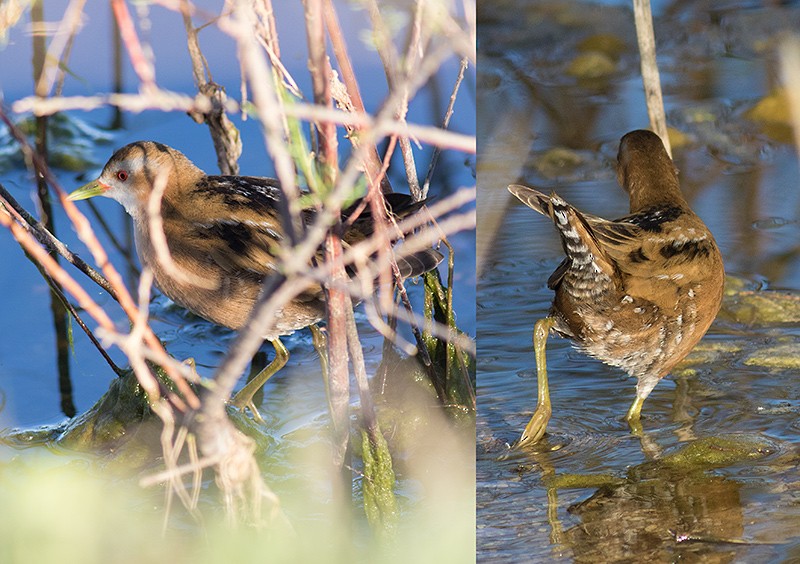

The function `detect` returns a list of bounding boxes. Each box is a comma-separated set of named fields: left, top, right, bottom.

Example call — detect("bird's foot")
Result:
left=243, top=401, right=266, bottom=425
left=514, top=404, right=552, bottom=449
left=181, top=357, right=200, bottom=380
left=626, top=416, right=644, bottom=438
left=229, top=395, right=266, bottom=425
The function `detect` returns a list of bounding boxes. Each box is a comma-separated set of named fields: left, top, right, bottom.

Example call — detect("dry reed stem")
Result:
left=779, top=36, right=800, bottom=165
left=325, top=234, right=351, bottom=468
left=304, top=0, right=351, bottom=468
left=632, top=0, right=671, bottom=156
left=323, top=0, right=392, bottom=193
left=346, top=293, right=379, bottom=440
left=111, top=0, right=156, bottom=89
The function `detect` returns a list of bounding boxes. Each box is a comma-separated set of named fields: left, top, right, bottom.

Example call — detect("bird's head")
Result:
left=68, top=141, right=202, bottom=218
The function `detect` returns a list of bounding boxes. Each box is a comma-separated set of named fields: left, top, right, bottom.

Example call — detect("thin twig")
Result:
left=12, top=94, right=476, bottom=153
left=305, top=0, right=349, bottom=468
left=422, top=57, right=468, bottom=198
left=322, top=0, right=392, bottom=193
left=181, top=0, right=242, bottom=175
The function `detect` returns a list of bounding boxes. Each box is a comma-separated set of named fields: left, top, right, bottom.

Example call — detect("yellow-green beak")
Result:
left=67, top=179, right=107, bottom=201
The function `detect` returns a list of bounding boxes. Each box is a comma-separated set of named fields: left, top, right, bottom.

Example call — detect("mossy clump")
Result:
left=567, top=51, right=616, bottom=79
left=544, top=473, right=625, bottom=490
left=745, top=89, right=794, bottom=143
left=675, top=341, right=743, bottom=370
left=577, top=34, right=626, bottom=59
left=744, top=343, right=800, bottom=369
left=746, top=89, right=791, bottom=126
left=57, top=370, right=150, bottom=450
left=361, top=428, right=399, bottom=538
left=534, top=147, right=585, bottom=179
left=720, top=291, right=800, bottom=325
left=658, top=435, right=775, bottom=471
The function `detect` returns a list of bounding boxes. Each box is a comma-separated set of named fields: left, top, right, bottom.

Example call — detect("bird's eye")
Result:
left=117, top=170, right=129, bottom=182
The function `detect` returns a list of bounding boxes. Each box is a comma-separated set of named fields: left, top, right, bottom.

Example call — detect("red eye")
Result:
left=117, top=170, right=129, bottom=181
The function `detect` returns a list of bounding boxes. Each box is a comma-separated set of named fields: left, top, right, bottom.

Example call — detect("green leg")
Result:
left=231, top=338, right=289, bottom=423
left=310, top=324, right=339, bottom=421
left=625, top=374, right=659, bottom=435
left=515, top=317, right=555, bottom=448
left=309, top=325, right=328, bottom=382
left=625, top=395, right=645, bottom=436
left=625, top=395, right=645, bottom=422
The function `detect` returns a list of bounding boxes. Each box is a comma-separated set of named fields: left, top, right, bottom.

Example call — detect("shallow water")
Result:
left=478, top=1, right=800, bottom=561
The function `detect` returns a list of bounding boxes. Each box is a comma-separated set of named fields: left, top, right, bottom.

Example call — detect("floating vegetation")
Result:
left=0, top=113, right=112, bottom=172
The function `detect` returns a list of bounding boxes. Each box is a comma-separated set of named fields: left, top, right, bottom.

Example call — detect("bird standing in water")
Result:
left=508, top=129, right=724, bottom=447
left=69, top=141, right=442, bottom=420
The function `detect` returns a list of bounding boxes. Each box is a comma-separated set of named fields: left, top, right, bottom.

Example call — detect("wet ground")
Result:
left=478, top=1, right=800, bottom=561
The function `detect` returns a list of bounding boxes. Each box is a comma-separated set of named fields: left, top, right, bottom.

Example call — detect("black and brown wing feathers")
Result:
left=171, top=179, right=440, bottom=281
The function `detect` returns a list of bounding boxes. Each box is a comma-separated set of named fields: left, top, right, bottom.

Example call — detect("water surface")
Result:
left=478, top=1, right=800, bottom=561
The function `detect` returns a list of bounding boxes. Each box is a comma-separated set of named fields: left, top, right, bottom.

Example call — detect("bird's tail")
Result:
left=508, top=184, right=553, bottom=216
left=397, top=248, right=444, bottom=278
left=342, top=192, right=443, bottom=279
left=508, top=184, right=615, bottom=290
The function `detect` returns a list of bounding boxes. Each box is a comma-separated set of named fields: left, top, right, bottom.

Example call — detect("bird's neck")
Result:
left=624, top=166, right=689, bottom=213
left=130, top=165, right=204, bottom=222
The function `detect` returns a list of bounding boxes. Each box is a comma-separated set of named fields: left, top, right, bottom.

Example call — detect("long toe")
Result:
left=514, top=405, right=552, bottom=449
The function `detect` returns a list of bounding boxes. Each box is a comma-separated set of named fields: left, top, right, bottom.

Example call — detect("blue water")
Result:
left=0, top=2, right=475, bottom=436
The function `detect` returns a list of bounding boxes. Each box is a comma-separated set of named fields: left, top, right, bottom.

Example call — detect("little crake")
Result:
left=508, top=130, right=724, bottom=447
left=69, top=141, right=442, bottom=420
